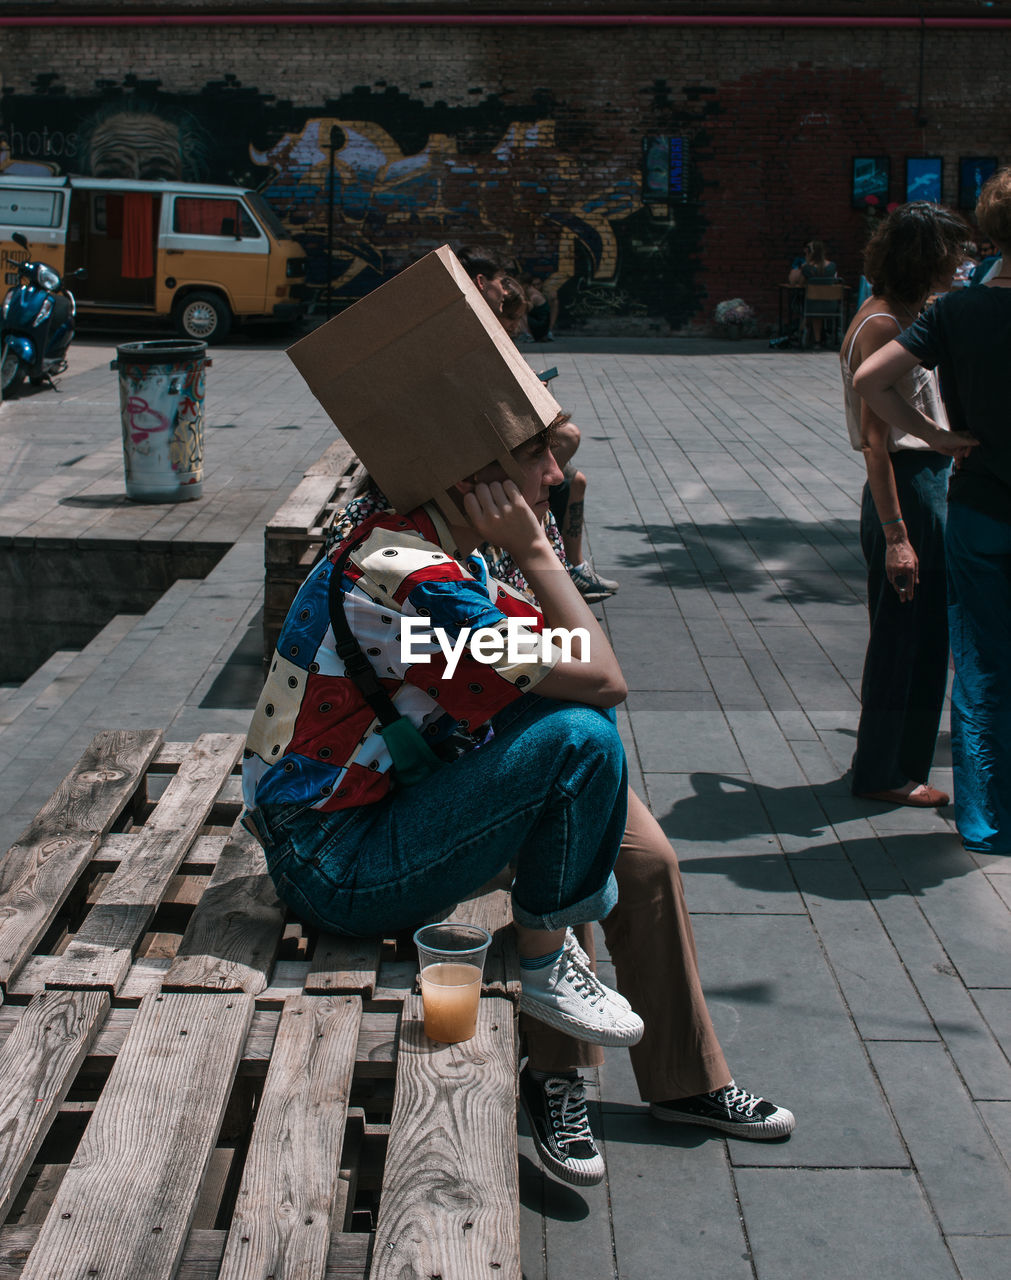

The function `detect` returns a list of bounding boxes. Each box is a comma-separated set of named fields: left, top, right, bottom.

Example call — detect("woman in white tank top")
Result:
left=840, top=202, right=971, bottom=808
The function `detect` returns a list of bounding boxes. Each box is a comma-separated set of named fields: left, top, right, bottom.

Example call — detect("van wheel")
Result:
left=173, top=292, right=232, bottom=344
left=1, top=341, right=25, bottom=398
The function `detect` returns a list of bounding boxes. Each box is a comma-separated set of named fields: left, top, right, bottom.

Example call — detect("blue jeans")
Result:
left=946, top=501, right=1011, bottom=854
left=251, top=696, right=626, bottom=936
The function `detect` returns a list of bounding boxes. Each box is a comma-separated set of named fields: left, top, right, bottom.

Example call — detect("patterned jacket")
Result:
left=242, top=500, right=558, bottom=814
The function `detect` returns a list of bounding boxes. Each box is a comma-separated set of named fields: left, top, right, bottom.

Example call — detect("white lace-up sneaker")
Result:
left=563, top=928, right=632, bottom=1011
left=519, top=943, right=644, bottom=1046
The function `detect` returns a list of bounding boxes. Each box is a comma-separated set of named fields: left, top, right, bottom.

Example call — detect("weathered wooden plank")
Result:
left=0, top=1005, right=399, bottom=1080
left=369, top=995, right=520, bottom=1280
left=43, top=737, right=243, bottom=992
left=46, top=829, right=182, bottom=991
left=217, top=994, right=362, bottom=1280
left=0, top=730, right=164, bottom=992
left=0, top=1226, right=371, bottom=1280
left=267, top=474, right=346, bottom=539
left=304, top=439, right=357, bottom=480
left=163, top=820, right=285, bottom=994
left=306, top=934, right=381, bottom=997
left=19, top=992, right=253, bottom=1280
left=455, top=888, right=521, bottom=1002
left=143, top=733, right=244, bottom=833
left=0, top=991, right=110, bottom=1221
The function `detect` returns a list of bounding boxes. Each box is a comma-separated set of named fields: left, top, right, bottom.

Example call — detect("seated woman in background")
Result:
left=790, top=239, right=839, bottom=347
left=841, top=201, right=974, bottom=810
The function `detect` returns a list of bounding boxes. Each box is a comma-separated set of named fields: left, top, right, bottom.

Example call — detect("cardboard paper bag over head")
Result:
left=286, top=245, right=562, bottom=521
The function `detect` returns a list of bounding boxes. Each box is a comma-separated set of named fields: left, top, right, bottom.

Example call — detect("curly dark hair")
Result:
left=863, top=202, right=969, bottom=307
left=976, top=167, right=1011, bottom=252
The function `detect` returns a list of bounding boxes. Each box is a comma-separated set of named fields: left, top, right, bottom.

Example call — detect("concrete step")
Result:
left=0, top=649, right=79, bottom=729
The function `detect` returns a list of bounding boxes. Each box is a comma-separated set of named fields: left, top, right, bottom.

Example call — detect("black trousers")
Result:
left=852, top=451, right=952, bottom=795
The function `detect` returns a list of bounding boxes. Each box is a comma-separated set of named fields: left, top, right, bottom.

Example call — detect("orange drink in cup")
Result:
left=413, top=922, right=493, bottom=1044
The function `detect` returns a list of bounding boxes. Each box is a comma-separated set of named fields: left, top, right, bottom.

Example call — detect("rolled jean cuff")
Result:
left=511, top=871, right=618, bottom=932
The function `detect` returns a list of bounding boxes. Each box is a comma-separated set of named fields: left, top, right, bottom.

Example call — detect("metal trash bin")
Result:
left=111, top=339, right=211, bottom=502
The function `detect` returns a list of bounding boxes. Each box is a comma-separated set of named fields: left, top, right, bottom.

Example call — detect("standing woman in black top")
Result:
left=855, top=171, right=1011, bottom=856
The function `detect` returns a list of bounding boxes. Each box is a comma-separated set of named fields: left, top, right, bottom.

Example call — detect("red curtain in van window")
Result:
left=174, top=198, right=240, bottom=235
left=122, top=193, right=155, bottom=278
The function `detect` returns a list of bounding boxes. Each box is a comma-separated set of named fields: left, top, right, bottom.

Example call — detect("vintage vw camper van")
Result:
left=0, top=175, right=308, bottom=343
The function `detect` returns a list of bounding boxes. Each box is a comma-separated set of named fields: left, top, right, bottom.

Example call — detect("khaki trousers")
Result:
left=522, top=787, right=731, bottom=1101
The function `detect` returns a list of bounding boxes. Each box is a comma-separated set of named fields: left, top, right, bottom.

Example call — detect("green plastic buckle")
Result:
left=380, top=716, right=443, bottom=786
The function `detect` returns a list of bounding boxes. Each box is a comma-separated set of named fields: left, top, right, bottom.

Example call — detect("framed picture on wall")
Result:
left=641, top=135, right=690, bottom=203
left=959, top=156, right=997, bottom=210
left=905, top=157, right=943, bottom=203
left=852, top=156, right=889, bottom=209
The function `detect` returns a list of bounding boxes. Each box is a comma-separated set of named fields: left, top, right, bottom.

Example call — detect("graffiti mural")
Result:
left=0, top=78, right=705, bottom=326
left=250, top=115, right=647, bottom=300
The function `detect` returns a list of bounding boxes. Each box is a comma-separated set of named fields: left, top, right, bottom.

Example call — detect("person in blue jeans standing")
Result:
left=855, top=167, right=1011, bottom=855
left=243, top=427, right=643, bottom=1047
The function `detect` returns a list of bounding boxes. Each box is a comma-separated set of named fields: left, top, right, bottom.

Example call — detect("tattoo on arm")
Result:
left=564, top=500, right=584, bottom=539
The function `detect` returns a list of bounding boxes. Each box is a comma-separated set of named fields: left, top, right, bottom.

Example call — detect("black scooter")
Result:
left=1, top=231, right=86, bottom=398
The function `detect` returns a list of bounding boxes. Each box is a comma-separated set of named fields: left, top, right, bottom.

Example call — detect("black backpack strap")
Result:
left=327, top=537, right=402, bottom=729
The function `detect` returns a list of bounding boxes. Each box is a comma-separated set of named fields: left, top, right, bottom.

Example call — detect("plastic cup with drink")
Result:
left=413, top=922, right=493, bottom=1044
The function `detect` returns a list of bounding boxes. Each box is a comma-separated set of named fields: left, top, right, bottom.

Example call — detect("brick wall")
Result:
left=1, top=18, right=1007, bottom=332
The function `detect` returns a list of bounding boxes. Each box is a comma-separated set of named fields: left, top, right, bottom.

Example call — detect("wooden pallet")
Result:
left=0, top=731, right=521, bottom=1280
left=264, top=440, right=363, bottom=669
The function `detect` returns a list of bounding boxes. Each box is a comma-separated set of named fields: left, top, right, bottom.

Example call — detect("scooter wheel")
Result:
left=1, top=341, right=25, bottom=399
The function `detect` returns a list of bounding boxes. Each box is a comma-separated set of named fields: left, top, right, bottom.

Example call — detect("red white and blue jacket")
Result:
left=242, top=498, right=558, bottom=814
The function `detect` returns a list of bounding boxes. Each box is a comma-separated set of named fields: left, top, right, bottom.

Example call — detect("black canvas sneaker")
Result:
left=520, top=1066, right=606, bottom=1186
left=650, top=1080, right=795, bottom=1140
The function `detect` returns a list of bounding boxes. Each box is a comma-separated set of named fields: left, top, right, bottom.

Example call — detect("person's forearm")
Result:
left=511, top=537, right=626, bottom=696
left=863, top=441, right=903, bottom=524
left=855, top=381, right=947, bottom=449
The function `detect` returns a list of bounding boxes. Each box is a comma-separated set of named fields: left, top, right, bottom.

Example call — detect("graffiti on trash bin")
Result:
left=120, top=359, right=206, bottom=495
left=125, top=396, right=170, bottom=444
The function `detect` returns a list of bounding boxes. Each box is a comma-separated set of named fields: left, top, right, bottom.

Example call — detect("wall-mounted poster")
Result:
left=642, top=135, right=689, bottom=203
left=959, top=156, right=997, bottom=210
left=906, top=156, right=943, bottom=203
left=852, top=156, right=889, bottom=209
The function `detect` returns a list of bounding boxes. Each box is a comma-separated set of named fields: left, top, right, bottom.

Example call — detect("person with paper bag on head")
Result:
left=241, top=247, right=794, bottom=1189
left=242, top=244, right=641, bottom=1052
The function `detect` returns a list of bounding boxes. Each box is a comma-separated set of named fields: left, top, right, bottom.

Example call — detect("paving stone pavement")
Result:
left=1, top=333, right=1008, bottom=1280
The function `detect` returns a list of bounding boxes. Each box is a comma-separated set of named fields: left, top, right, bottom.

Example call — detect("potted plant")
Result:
left=713, top=298, right=755, bottom=338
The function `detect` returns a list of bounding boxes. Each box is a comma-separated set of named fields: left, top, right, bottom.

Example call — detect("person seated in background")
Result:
left=789, top=240, right=841, bottom=348
left=499, top=275, right=533, bottom=340
left=951, top=241, right=979, bottom=288
left=523, top=272, right=558, bottom=342
left=970, top=239, right=1001, bottom=285
left=457, top=245, right=619, bottom=602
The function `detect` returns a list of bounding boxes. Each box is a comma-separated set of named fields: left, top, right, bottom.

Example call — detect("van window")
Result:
left=173, top=197, right=259, bottom=239
left=246, top=191, right=292, bottom=240
left=0, top=187, right=64, bottom=228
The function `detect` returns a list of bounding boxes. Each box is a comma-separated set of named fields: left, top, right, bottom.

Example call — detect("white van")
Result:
left=0, top=175, right=308, bottom=343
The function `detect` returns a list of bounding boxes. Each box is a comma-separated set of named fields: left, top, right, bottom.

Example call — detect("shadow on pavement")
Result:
left=605, top=519, right=863, bottom=604
left=518, top=1153, right=592, bottom=1221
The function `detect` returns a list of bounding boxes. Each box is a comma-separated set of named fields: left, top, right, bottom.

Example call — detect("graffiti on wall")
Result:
left=0, top=80, right=705, bottom=326
left=249, top=115, right=644, bottom=299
